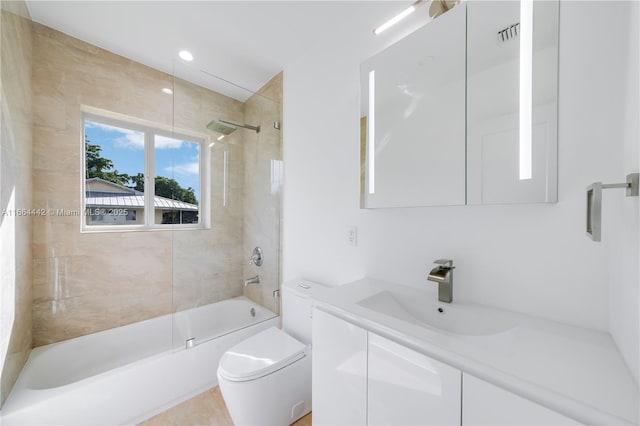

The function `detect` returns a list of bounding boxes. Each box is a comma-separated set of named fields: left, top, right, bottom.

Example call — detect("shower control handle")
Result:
left=249, top=247, right=263, bottom=267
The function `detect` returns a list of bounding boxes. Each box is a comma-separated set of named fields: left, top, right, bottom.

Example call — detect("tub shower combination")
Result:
left=1, top=297, right=278, bottom=425
left=0, top=32, right=283, bottom=423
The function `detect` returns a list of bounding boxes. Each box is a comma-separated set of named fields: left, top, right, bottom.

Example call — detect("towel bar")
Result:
left=586, top=173, right=638, bottom=241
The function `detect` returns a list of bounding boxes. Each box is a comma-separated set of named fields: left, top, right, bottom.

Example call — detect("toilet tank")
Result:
left=282, top=279, right=331, bottom=345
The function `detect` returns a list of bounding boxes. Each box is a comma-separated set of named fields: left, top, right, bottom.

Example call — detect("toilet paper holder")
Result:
left=586, top=173, right=638, bottom=242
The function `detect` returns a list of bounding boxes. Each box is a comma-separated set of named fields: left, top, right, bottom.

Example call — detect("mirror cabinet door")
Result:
left=360, top=3, right=466, bottom=209
left=360, top=0, right=559, bottom=208
left=466, top=0, right=559, bottom=205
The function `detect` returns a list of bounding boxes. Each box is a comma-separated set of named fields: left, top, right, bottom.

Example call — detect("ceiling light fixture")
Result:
left=178, top=50, right=194, bottom=61
left=374, top=0, right=425, bottom=35
left=161, top=88, right=173, bottom=95
left=429, top=0, right=460, bottom=20
left=217, top=135, right=225, bottom=141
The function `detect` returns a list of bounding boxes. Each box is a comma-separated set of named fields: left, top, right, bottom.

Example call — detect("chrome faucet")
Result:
left=427, top=259, right=455, bottom=303
left=244, top=275, right=261, bottom=286
left=249, top=247, right=263, bottom=266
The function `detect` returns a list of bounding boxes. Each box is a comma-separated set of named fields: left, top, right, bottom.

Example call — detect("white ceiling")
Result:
left=25, top=1, right=429, bottom=101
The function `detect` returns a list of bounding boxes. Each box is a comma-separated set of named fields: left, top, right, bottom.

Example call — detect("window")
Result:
left=83, top=110, right=208, bottom=231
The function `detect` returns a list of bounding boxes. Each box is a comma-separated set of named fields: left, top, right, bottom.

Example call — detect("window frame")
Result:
left=81, top=106, right=211, bottom=233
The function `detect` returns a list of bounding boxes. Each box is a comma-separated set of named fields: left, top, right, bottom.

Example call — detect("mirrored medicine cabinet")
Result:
left=360, top=1, right=559, bottom=208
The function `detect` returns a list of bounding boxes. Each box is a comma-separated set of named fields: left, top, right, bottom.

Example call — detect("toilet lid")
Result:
left=218, top=327, right=307, bottom=382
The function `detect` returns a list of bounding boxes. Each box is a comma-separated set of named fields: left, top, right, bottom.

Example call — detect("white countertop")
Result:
left=314, top=277, right=639, bottom=426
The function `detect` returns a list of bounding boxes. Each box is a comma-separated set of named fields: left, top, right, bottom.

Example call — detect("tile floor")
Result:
left=139, top=386, right=312, bottom=426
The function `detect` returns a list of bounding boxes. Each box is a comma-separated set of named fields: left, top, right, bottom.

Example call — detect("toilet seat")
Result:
left=218, top=327, right=307, bottom=382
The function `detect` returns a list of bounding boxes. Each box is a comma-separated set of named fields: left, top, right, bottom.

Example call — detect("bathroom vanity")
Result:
left=311, top=278, right=639, bottom=425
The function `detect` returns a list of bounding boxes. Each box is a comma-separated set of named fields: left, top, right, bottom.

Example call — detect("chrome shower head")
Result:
left=206, top=119, right=237, bottom=135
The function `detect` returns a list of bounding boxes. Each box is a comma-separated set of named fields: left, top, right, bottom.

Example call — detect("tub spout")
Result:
left=244, top=275, right=261, bottom=286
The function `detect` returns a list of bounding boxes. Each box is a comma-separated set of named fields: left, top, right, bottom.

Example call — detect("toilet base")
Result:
left=217, top=351, right=311, bottom=426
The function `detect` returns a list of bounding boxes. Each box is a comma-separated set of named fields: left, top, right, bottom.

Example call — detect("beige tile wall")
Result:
left=0, top=4, right=33, bottom=405
left=242, top=73, right=283, bottom=314
left=170, top=79, right=247, bottom=313
left=30, top=23, right=251, bottom=346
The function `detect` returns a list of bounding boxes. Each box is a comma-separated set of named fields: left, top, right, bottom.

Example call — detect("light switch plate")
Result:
left=347, top=226, right=358, bottom=246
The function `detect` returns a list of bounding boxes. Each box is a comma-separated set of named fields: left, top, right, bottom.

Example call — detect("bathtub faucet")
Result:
left=244, top=275, right=261, bottom=286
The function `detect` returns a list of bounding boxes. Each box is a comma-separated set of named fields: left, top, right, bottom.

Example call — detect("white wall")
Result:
left=607, top=1, right=639, bottom=384
left=283, top=1, right=637, bottom=336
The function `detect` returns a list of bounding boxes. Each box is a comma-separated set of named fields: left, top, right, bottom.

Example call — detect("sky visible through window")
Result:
left=84, top=121, right=200, bottom=201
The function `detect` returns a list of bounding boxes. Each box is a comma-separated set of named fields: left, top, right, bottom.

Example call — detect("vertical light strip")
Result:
left=223, top=150, right=229, bottom=207
left=368, top=70, right=376, bottom=194
left=519, top=0, right=533, bottom=180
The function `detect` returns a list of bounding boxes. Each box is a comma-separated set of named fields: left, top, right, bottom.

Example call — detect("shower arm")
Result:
left=219, top=119, right=260, bottom=133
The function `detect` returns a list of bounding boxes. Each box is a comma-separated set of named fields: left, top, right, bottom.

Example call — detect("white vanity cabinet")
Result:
left=312, top=308, right=368, bottom=426
left=368, top=333, right=461, bottom=425
left=313, top=309, right=461, bottom=426
left=462, top=373, right=582, bottom=426
left=313, top=309, right=586, bottom=426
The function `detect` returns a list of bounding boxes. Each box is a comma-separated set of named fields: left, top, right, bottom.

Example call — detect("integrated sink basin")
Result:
left=357, top=289, right=516, bottom=336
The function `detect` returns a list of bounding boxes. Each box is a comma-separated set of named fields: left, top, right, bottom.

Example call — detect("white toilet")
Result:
left=217, top=280, right=328, bottom=426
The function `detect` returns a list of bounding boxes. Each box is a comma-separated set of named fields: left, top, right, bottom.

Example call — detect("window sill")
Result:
left=80, top=224, right=210, bottom=234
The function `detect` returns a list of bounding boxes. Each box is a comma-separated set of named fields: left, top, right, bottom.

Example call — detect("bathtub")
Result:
left=0, top=296, right=279, bottom=425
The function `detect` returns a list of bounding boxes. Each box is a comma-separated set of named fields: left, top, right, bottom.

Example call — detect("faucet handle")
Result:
left=249, top=247, right=263, bottom=266
left=433, top=259, right=454, bottom=269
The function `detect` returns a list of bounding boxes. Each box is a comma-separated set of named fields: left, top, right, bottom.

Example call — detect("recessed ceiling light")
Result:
left=179, top=50, right=194, bottom=61
left=161, top=88, right=173, bottom=95
left=217, top=135, right=225, bottom=141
